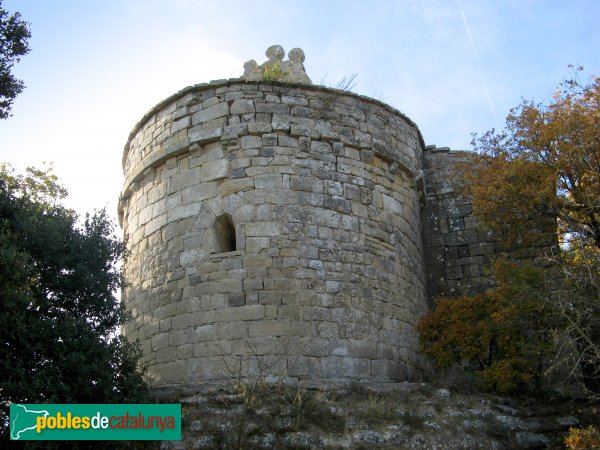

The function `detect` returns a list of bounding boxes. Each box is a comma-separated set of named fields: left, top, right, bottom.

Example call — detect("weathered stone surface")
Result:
left=121, top=77, right=434, bottom=390
left=231, top=98, right=255, bottom=115
left=200, top=160, right=228, bottom=182
left=243, top=44, right=312, bottom=84
left=188, top=126, right=222, bottom=145
left=422, top=146, right=557, bottom=301
left=191, top=102, right=229, bottom=125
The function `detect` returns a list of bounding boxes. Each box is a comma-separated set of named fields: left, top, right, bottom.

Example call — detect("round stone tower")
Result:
left=119, top=46, right=428, bottom=392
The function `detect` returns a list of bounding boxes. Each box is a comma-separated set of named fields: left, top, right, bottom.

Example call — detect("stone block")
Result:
left=258, top=290, right=281, bottom=305
left=151, top=332, right=170, bottom=351
left=371, top=359, right=391, bottom=379
left=188, top=126, right=222, bottom=145
left=213, top=279, right=243, bottom=293
left=324, top=195, right=352, bottom=214
left=231, top=98, right=255, bottom=114
left=191, top=102, right=229, bottom=125
left=305, top=338, right=331, bottom=357
left=214, top=321, right=248, bottom=339
left=382, top=194, right=403, bottom=214
left=318, top=321, right=339, bottom=338
left=290, top=125, right=320, bottom=139
left=349, top=340, right=378, bottom=359
left=342, top=357, right=371, bottom=378
left=214, top=305, right=264, bottom=322
left=307, top=259, right=323, bottom=270
left=248, top=320, right=290, bottom=337
left=360, top=187, right=372, bottom=205
left=325, top=280, right=340, bottom=293
left=200, top=159, right=228, bottom=182
left=320, top=356, right=344, bottom=378
left=181, top=182, right=217, bottom=204
left=169, top=329, right=193, bottom=346
left=281, top=95, right=308, bottom=106
left=228, top=291, right=246, bottom=307
left=195, top=324, right=216, bottom=342
left=259, top=147, right=274, bottom=157
left=467, top=265, right=483, bottom=277
left=443, top=230, right=478, bottom=246
left=469, top=242, right=495, bottom=256
left=297, top=192, right=323, bottom=207
left=246, top=237, right=270, bottom=254
left=446, top=266, right=464, bottom=280
left=233, top=336, right=281, bottom=356
left=323, top=180, right=343, bottom=196
left=167, top=203, right=201, bottom=222
left=245, top=222, right=279, bottom=237
left=446, top=204, right=472, bottom=218
left=171, top=116, right=190, bottom=133
left=290, top=320, right=310, bottom=336
left=298, top=136, right=311, bottom=151
left=201, top=293, right=227, bottom=310
left=240, top=135, right=262, bottom=149
left=344, top=184, right=361, bottom=201
left=255, top=102, right=290, bottom=114
left=448, top=217, right=465, bottom=231
left=243, top=277, right=264, bottom=291
left=243, top=255, right=273, bottom=268
left=288, top=356, right=319, bottom=377
left=156, top=360, right=187, bottom=383
left=254, top=174, right=282, bottom=189
left=176, top=344, right=194, bottom=359
left=162, top=132, right=190, bottom=155
left=220, top=178, right=254, bottom=196
left=313, top=209, right=340, bottom=228
left=248, top=123, right=272, bottom=134
left=156, top=347, right=177, bottom=363
left=193, top=342, right=226, bottom=358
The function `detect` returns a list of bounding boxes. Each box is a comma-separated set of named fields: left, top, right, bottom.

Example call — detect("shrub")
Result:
left=417, top=259, right=552, bottom=394
left=564, top=425, right=600, bottom=450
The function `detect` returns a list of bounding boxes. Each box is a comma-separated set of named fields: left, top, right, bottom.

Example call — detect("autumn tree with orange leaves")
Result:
left=419, top=68, right=600, bottom=395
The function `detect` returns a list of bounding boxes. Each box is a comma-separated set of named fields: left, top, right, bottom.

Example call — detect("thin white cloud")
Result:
left=457, top=0, right=500, bottom=129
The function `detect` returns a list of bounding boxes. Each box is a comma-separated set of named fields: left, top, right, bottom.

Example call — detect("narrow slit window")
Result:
left=214, top=214, right=236, bottom=253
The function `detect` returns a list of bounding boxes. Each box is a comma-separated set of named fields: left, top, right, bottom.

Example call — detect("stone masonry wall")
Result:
left=119, top=79, right=429, bottom=391
left=422, top=146, right=558, bottom=303
left=422, top=146, right=495, bottom=301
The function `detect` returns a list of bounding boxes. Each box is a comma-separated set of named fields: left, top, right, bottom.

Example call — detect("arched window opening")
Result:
left=214, top=214, right=236, bottom=253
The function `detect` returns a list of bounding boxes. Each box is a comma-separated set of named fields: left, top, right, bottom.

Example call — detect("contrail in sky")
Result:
left=457, top=0, right=501, bottom=129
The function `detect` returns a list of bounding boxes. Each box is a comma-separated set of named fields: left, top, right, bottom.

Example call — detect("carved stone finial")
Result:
left=243, top=60, right=258, bottom=78
left=242, top=44, right=312, bottom=84
left=265, top=44, right=285, bottom=62
left=288, top=48, right=305, bottom=64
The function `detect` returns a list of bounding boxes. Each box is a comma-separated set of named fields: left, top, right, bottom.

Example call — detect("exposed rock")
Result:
left=162, top=382, right=582, bottom=449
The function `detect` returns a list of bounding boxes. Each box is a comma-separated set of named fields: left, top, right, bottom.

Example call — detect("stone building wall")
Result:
left=119, top=78, right=429, bottom=391
left=422, top=146, right=496, bottom=301
left=422, top=146, right=558, bottom=302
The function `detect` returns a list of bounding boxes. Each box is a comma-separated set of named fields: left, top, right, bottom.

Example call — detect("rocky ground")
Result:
left=154, top=381, right=598, bottom=449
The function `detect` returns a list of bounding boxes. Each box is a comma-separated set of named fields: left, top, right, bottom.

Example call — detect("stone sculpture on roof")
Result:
left=243, top=44, right=312, bottom=84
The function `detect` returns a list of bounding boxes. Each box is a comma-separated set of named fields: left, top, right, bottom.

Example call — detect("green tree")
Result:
left=0, top=0, right=30, bottom=119
left=0, top=165, right=148, bottom=445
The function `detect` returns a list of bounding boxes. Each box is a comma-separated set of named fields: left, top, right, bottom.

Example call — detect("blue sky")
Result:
left=1, top=0, right=599, bottom=221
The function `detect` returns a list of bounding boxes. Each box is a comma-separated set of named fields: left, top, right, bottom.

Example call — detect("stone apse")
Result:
left=119, top=45, right=507, bottom=392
